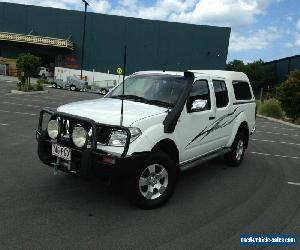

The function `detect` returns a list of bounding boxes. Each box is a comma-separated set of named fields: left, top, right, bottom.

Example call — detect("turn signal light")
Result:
left=102, top=156, right=116, bottom=165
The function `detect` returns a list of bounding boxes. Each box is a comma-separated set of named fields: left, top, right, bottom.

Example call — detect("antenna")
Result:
left=120, top=45, right=127, bottom=126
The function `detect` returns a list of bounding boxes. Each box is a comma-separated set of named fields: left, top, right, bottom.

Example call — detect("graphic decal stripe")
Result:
left=185, top=107, right=239, bottom=148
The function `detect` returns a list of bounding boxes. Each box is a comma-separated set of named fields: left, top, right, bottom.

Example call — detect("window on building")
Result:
left=233, top=81, right=252, bottom=100
left=213, top=80, right=229, bottom=108
left=190, top=80, right=211, bottom=110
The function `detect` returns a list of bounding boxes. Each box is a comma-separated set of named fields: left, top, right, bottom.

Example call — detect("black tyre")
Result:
left=70, top=85, right=76, bottom=91
left=130, top=152, right=178, bottom=209
left=224, top=131, right=247, bottom=167
left=52, top=82, right=57, bottom=88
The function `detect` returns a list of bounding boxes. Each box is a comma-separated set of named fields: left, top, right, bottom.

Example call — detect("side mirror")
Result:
left=191, top=99, right=207, bottom=112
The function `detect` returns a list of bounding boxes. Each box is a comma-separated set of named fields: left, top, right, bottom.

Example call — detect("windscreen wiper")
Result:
left=111, top=94, right=148, bottom=102
left=111, top=95, right=173, bottom=108
left=145, top=99, right=174, bottom=108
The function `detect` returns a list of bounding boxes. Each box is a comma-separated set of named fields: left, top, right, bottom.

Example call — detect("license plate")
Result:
left=52, top=143, right=71, bottom=161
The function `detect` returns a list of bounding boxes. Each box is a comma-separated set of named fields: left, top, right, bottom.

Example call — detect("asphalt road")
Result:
left=0, top=79, right=299, bottom=249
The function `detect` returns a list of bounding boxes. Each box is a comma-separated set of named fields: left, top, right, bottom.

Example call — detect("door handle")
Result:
left=209, top=117, right=215, bottom=120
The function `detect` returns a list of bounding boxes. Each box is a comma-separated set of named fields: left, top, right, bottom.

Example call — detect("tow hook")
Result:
left=51, top=160, right=60, bottom=175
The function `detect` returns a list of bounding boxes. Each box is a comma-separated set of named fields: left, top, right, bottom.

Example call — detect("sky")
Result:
left=1, top=0, right=300, bottom=63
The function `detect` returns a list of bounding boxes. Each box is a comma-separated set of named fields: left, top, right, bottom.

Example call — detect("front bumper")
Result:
left=36, top=108, right=148, bottom=179
left=37, top=131, right=148, bottom=178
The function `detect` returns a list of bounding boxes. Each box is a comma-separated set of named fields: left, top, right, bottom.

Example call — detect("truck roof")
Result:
left=133, top=70, right=249, bottom=82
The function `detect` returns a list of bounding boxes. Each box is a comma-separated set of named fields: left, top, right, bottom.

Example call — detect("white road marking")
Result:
left=1, top=101, right=42, bottom=108
left=0, top=80, right=14, bottom=83
left=2, top=96, right=60, bottom=105
left=3, top=95, right=83, bottom=106
left=255, top=130, right=299, bottom=137
left=287, top=182, right=300, bottom=186
left=258, top=125, right=297, bottom=131
left=15, top=111, right=37, bottom=116
left=249, top=151, right=300, bottom=160
left=251, top=138, right=300, bottom=146
left=0, top=123, right=8, bottom=126
left=24, top=95, right=63, bottom=101
left=0, top=109, right=37, bottom=116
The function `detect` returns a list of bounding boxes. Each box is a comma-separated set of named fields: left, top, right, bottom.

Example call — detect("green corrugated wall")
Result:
left=266, top=56, right=300, bottom=84
left=0, top=2, right=231, bottom=74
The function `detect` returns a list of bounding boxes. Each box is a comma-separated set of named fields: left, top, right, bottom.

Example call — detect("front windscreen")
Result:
left=106, top=74, right=187, bottom=107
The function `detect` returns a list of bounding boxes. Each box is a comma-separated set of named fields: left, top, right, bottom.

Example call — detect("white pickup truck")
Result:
left=36, top=70, right=256, bottom=209
left=39, top=67, right=53, bottom=78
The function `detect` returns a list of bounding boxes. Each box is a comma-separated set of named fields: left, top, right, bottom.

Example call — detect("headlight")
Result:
left=47, top=120, right=59, bottom=139
left=72, top=126, right=88, bottom=148
left=108, top=128, right=141, bottom=147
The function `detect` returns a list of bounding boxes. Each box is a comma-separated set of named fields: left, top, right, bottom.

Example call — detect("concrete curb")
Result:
left=0, top=76, right=19, bottom=82
left=257, top=114, right=300, bottom=129
left=11, top=90, right=49, bottom=95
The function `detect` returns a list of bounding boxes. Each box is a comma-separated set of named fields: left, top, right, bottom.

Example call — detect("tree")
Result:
left=16, top=53, right=41, bottom=91
left=276, top=70, right=300, bottom=121
left=226, top=59, right=246, bottom=72
left=244, top=60, right=276, bottom=93
left=226, top=59, right=277, bottom=94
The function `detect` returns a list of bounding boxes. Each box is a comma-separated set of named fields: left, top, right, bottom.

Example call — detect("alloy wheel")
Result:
left=139, top=164, right=168, bottom=200
left=236, top=139, right=244, bottom=161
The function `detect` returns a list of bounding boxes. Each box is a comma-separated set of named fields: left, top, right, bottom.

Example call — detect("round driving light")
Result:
left=72, top=126, right=87, bottom=148
left=47, top=120, right=59, bottom=139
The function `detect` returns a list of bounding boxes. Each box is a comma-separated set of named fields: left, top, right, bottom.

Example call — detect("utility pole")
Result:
left=80, top=0, right=89, bottom=80
left=120, top=45, right=127, bottom=126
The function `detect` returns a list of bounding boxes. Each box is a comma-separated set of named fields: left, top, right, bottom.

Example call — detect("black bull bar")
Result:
left=36, top=108, right=131, bottom=157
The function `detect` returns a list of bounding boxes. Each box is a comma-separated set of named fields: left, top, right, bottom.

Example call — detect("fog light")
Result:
left=47, top=120, right=59, bottom=139
left=72, top=125, right=87, bottom=148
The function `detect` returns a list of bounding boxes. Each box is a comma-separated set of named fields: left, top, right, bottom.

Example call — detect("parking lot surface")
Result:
left=0, top=79, right=300, bottom=249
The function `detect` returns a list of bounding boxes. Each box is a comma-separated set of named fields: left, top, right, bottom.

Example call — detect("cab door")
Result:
left=176, top=78, right=217, bottom=164
left=211, top=78, right=233, bottom=148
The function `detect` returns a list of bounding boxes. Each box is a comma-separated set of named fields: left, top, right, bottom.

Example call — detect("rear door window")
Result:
left=232, top=81, right=252, bottom=100
left=213, top=80, right=229, bottom=108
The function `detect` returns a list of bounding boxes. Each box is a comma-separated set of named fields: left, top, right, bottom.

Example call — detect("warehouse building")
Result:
left=265, top=55, right=300, bottom=84
left=0, top=2, right=230, bottom=77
